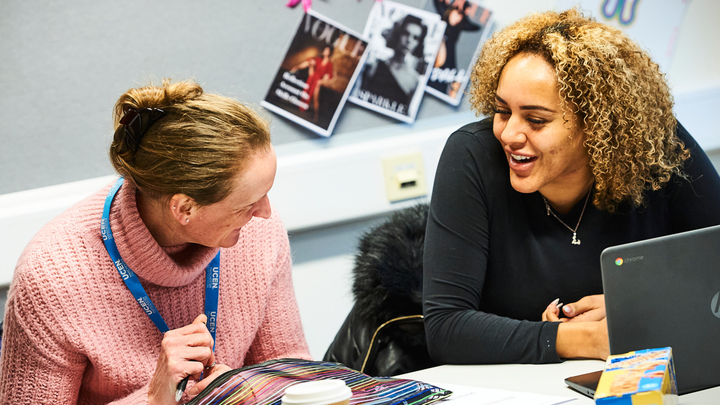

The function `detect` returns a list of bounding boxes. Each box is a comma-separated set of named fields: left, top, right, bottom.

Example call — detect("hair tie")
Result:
left=120, top=107, right=166, bottom=154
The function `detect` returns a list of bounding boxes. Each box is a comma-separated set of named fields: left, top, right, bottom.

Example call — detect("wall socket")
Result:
left=381, top=152, right=428, bottom=202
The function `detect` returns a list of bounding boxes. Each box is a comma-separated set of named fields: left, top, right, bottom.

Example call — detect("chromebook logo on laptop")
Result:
left=615, top=256, right=644, bottom=266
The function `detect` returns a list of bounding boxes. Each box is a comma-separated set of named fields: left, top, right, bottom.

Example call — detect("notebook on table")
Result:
left=565, top=224, right=720, bottom=397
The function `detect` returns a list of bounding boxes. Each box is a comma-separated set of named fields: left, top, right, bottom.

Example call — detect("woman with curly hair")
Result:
left=423, top=8, right=720, bottom=364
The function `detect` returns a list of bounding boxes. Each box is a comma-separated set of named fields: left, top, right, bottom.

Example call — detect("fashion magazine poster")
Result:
left=349, top=1, right=446, bottom=124
left=262, top=10, right=369, bottom=137
left=423, top=0, right=494, bottom=106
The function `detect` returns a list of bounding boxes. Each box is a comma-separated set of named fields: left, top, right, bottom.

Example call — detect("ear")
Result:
left=169, top=194, right=196, bottom=225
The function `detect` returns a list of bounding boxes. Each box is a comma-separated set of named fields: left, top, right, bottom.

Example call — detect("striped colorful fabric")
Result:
left=186, top=359, right=452, bottom=405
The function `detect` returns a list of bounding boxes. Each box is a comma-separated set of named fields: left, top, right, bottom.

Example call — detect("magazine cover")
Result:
left=262, top=10, right=369, bottom=137
left=423, top=0, right=493, bottom=106
left=349, top=1, right=446, bottom=123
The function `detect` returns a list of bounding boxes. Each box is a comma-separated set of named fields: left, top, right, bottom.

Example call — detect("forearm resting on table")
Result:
left=556, top=321, right=607, bottom=360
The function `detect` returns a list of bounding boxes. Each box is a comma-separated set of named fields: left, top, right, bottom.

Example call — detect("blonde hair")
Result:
left=470, top=8, right=688, bottom=212
left=109, top=79, right=271, bottom=206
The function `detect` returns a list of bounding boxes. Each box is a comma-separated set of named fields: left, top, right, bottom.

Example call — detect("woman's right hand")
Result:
left=148, top=314, right=219, bottom=405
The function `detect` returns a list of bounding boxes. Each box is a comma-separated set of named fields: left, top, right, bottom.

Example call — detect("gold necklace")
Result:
left=542, top=188, right=592, bottom=246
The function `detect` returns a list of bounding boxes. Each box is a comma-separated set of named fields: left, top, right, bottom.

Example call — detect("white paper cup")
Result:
left=281, top=380, right=352, bottom=405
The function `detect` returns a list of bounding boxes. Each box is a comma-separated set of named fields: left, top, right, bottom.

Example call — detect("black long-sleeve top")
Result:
left=423, top=118, right=720, bottom=364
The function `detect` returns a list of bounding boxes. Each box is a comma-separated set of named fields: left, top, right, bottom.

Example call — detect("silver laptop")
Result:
left=600, top=224, right=720, bottom=395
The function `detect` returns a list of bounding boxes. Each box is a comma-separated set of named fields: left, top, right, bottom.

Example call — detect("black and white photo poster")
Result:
left=262, top=10, right=369, bottom=137
left=423, top=0, right=493, bottom=106
left=349, top=1, right=446, bottom=123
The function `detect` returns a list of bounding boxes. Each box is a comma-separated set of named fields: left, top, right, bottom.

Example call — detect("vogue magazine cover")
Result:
left=349, top=1, right=446, bottom=123
left=262, top=10, right=369, bottom=137
left=423, top=0, right=493, bottom=106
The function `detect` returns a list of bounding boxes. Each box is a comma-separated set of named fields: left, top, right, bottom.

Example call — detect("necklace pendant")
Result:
left=572, top=233, right=581, bottom=245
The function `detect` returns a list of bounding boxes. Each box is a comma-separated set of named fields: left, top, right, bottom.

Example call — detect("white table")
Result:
left=400, top=360, right=720, bottom=404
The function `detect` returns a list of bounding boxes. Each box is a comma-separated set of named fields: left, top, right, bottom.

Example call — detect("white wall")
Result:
left=292, top=254, right=356, bottom=359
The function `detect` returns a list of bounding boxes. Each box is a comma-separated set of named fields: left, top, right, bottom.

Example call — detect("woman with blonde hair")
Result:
left=423, top=8, right=720, bottom=364
left=0, top=79, right=310, bottom=403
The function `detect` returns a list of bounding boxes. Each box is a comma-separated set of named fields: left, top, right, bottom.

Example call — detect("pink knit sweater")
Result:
left=0, top=180, right=311, bottom=404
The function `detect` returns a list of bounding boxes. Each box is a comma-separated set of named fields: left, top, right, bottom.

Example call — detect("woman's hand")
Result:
left=562, top=294, right=606, bottom=322
left=556, top=318, right=610, bottom=360
left=148, top=314, right=226, bottom=405
left=541, top=295, right=606, bottom=323
left=542, top=298, right=564, bottom=322
left=186, top=364, right=232, bottom=400
left=543, top=295, right=609, bottom=360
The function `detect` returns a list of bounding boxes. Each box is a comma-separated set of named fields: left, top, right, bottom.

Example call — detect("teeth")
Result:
left=511, top=154, right=532, bottom=161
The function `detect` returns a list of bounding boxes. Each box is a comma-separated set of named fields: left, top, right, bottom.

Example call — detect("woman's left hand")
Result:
left=186, top=364, right=232, bottom=400
left=542, top=298, right=564, bottom=322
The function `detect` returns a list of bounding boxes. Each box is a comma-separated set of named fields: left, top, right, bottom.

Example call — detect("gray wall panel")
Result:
left=0, top=0, right=471, bottom=194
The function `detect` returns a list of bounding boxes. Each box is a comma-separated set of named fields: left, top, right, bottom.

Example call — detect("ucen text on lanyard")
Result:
left=101, top=177, right=220, bottom=345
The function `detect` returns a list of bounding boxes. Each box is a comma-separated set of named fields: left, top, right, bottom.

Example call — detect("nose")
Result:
left=498, top=114, right=527, bottom=147
left=252, top=195, right=272, bottom=219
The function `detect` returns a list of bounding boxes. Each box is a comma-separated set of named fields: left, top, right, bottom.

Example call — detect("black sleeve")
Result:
left=422, top=128, right=561, bottom=364
left=459, top=13, right=481, bottom=32
left=433, top=0, right=448, bottom=16
left=668, top=122, right=720, bottom=232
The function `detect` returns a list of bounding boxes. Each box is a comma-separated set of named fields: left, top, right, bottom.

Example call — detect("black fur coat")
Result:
left=323, top=204, right=437, bottom=376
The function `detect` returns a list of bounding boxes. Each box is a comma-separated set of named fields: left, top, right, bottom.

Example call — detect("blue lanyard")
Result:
left=101, top=177, right=220, bottom=344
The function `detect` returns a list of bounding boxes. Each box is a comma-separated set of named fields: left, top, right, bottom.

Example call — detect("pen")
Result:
left=175, top=376, right=190, bottom=402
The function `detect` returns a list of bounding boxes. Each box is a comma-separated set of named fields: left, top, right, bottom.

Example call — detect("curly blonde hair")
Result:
left=470, top=8, right=689, bottom=212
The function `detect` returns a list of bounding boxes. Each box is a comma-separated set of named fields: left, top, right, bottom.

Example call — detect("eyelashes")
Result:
left=494, top=109, right=547, bottom=126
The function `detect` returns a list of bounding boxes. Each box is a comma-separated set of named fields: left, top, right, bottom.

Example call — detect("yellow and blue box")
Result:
left=594, top=347, right=678, bottom=405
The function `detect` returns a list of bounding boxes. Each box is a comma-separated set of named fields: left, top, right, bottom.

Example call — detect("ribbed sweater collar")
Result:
left=108, top=180, right=220, bottom=288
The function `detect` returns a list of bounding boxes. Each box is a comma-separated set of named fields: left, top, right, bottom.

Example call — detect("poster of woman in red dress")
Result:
left=290, top=46, right=335, bottom=122
left=262, top=11, right=369, bottom=137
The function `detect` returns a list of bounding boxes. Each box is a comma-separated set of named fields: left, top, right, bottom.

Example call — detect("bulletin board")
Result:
left=0, top=0, right=477, bottom=195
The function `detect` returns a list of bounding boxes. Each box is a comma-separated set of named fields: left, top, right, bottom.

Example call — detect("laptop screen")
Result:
left=600, top=224, right=720, bottom=394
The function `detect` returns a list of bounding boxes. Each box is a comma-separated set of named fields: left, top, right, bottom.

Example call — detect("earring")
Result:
left=186, top=218, right=190, bottom=223
left=173, top=206, right=176, bottom=209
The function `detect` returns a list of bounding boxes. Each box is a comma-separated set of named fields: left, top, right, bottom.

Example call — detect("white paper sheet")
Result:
left=429, top=382, right=577, bottom=405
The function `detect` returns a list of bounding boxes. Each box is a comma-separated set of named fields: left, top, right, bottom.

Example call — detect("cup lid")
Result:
left=282, top=380, right=352, bottom=405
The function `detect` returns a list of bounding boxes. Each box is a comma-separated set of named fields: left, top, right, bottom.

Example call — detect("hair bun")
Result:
left=114, top=79, right=203, bottom=118
left=111, top=79, right=200, bottom=166
left=162, top=78, right=203, bottom=105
